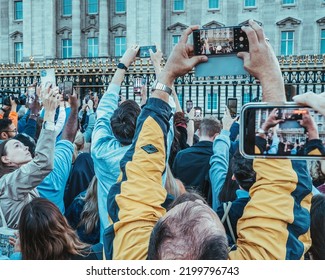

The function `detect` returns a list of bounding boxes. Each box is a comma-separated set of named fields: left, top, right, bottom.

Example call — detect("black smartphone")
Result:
left=227, top=98, right=238, bottom=118
left=240, top=103, right=325, bottom=159
left=63, top=81, right=73, bottom=101
left=193, top=26, right=249, bottom=56
left=27, top=85, right=36, bottom=104
left=137, top=45, right=157, bottom=58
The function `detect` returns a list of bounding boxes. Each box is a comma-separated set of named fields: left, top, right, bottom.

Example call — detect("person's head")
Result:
left=0, top=119, right=17, bottom=140
left=110, top=100, right=141, bottom=145
left=14, top=133, right=36, bottom=158
left=197, top=117, right=221, bottom=141
left=148, top=192, right=228, bottom=260
left=186, top=100, right=193, bottom=113
left=19, top=198, right=88, bottom=260
left=0, top=138, right=32, bottom=178
left=73, top=130, right=85, bottom=162
left=231, top=151, right=256, bottom=192
left=309, top=194, right=325, bottom=260
left=309, top=160, right=325, bottom=183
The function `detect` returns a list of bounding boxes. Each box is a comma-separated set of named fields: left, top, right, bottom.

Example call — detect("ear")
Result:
left=231, top=174, right=236, bottom=181
left=0, top=132, right=8, bottom=140
left=211, top=132, right=219, bottom=140
left=197, top=129, right=201, bottom=137
left=1, top=155, right=11, bottom=164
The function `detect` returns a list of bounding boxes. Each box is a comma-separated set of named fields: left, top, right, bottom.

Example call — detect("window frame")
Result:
left=282, top=0, right=295, bottom=5
left=208, top=0, right=219, bottom=10
left=244, top=0, right=256, bottom=8
left=280, top=30, right=294, bottom=56
left=62, top=0, right=72, bottom=16
left=14, top=42, right=23, bottom=63
left=321, top=29, right=325, bottom=54
left=173, top=0, right=185, bottom=12
left=114, top=36, right=127, bottom=57
left=14, top=1, right=23, bottom=21
left=61, top=39, right=72, bottom=59
left=207, top=92, right=217, bottom=110
left=87, top=37, right=99, bottom=58
left=87, top=0, right=98, bottom=15
left=172, top=35, right=181, bottom=48
left=115, top=0, right=126, bottom=13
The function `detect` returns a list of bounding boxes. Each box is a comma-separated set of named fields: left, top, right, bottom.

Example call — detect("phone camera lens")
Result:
left=239, top=36, right=244, bottom=41
left=239, top=44, right=244, bottom=48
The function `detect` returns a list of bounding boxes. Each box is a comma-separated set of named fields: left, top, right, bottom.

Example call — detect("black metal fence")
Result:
left=0, top=55, right=324, bottom=119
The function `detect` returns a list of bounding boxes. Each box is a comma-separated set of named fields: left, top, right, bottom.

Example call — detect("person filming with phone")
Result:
left=104, top=20, right=312, bottom=260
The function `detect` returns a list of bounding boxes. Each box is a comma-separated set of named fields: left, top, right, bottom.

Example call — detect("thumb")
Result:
left=188, top=55, right=208, bottom=68
left=237, top=52, right=250, bottom=61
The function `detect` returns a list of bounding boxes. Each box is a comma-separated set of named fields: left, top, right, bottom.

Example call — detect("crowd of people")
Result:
left=0, top=19, right=325, bottom=260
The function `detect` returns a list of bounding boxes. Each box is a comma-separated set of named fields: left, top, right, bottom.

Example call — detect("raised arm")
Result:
left=105, top=26, right=207, bottom=260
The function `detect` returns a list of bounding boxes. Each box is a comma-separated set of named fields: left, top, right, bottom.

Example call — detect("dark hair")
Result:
left=0, top=118, right=12, bottom=134
left=218, top=160, right=239, bottom=203
left=0, top=139, right=19, bottom=178
left=148, top=199, right=228, bottom=260
left=199, top=117, right=221, bottom=138
left=14, top=133, right=36, bottom=157
left=309, top=194, right=325, bottom=260
left=110, top=100, right=140, bottom=145
left=19, top=198, right=90, bottom=260
left=231, top=151, right=256, bottom=191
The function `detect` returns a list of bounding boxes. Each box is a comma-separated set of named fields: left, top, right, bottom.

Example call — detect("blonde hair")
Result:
left=165, top=165, right=186, bottom=198
left=309, top=161, right=325, bottom=182
left=79, top=176, right=99, bottom=234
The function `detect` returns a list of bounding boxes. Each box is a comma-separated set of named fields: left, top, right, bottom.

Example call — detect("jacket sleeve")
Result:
left=209, top=130, right=230, bottom=211
left=229, top=159, right=312, bottom=260
left=0, top=128, right=56, bottom=199
left=91, top=84, right=122, bottom=159
left=109, top=98, right=172, bottom=260
left=83, top=110, right=96, bottom=143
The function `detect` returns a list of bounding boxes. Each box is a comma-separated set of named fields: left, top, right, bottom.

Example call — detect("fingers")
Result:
left=241, top=25, right=259, bottom=47
left=179, top=25, right=200, bottom=44
left=188, top=55, right=208, bottom=68
left=237, top=51, right=250, bottom=61
left=248, top=19, right=265, bottom=43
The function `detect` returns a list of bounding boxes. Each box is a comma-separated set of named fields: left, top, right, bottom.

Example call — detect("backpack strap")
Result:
left=221, top=201, right=236, bottom=244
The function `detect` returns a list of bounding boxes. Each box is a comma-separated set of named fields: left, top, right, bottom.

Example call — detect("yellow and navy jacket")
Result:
left=104, top=97, right=172, bottom=260
left=104, top=98, right=312, bottom=260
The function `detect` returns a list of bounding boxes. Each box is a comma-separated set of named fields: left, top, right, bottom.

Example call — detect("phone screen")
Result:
left=138, top=45, right=157, bottom=58
left=240, top=104, right=325, bottom=159
left=64, top=81, right=73, bottom=96
left=193, top=26, right=249, bottom=56
left=27, top=86, right=36, bottom=104
left=227, top=98, right=238, bottom=118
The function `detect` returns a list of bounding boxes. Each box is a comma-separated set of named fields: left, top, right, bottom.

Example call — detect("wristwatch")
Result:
left=257, top=128, right=268, bottom=134
left=117, top=62, right=128, bottom=71
left=151, top=80, right=173, bottom=95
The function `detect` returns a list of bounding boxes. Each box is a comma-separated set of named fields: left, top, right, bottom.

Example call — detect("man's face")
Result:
left=1, top=124, right=17, bottom=140
left=186, top=101, right=193, bottom=113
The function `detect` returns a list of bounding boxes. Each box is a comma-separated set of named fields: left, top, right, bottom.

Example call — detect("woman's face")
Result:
left=1, top=140, right=32, bottom=166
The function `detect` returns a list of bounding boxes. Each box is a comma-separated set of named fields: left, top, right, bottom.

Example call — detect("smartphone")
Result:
left=193, top=26, right=249, bottom=56
left=240, top=103, right=325, bottom=159
left=40, top=68, right=56, bottom=89
left=64, top=81, right=73, bottom=96
left=137, top=45, right=157, bottom=58
left=227, top=98, right=238, bottom=118
left=27, top=86, right=36, bottom=104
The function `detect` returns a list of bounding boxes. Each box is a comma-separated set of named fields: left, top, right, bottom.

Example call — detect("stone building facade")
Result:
left=0, top=0, right=325, bottom=63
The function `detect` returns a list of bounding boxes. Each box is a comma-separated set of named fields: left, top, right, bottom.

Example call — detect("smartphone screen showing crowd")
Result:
left=240, top=103, right=325, bottom=160
left=27, top=86, right=36, bottom=104
left=227, top=98, right=238, bottom=118
left=193, top=26, right=249, bottom=77
left=137, top=46, right=157, bottom=58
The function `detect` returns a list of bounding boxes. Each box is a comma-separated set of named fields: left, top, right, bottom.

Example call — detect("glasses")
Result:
left=3, top=128, right=17, bottom=133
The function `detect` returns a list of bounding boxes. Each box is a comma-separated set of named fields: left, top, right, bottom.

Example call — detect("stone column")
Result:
left=72, top=0, right=81, bottom=57
left=0, top=0, right=9, bottom=63
left=23, top=0, right=32, bottom=60
left=43, top=0, right=56, bottom=59
left=99, top=0, right=109, bottom=57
